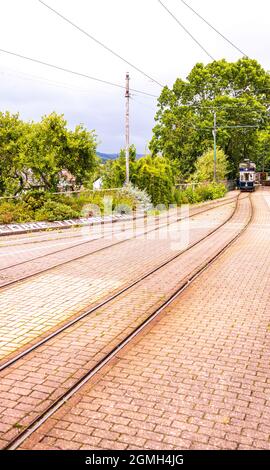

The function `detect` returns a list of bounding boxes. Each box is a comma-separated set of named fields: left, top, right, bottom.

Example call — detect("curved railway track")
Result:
left=1, top=193, right=253, bottom=450
left=0, top=193, right=242, bottom=372
left=0, top=194, right=242, bottom=290
left=0, top=193, right=239, bottom=247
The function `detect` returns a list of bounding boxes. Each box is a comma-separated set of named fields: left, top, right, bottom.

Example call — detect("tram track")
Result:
left=0, top=194, right=242, bottom=372
left=0, top=193, right=253, bottom=450
left=0, top=193, right=238, bottom=248
left=2, top=193, right=253, bottom=451
left=0, top=194, right=242, bottom=290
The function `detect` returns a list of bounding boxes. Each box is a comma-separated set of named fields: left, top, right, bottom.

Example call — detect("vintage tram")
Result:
left=238, top=160, right=256, bottom=192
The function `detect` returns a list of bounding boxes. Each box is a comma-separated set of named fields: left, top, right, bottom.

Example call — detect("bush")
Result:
left=174, top=183, right=227, bottom=206
left=0, top=200, right=34, bottom=223
left=0, top=183, right=227, bottom=225
left=122, top=183, right=152, bottom=210
left=35, top=201, right=80, bottom=221
left=0, top=189, right=140, bottom=224
left=21, top=190, right=49, bottom=210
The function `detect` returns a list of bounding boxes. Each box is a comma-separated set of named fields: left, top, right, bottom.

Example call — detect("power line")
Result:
left=0, top=48, right=158, bottom=98
left=178, top=0, right=248, bottom=57
left=158, top=0, right=215, bottom=61
left=0, top=65, right=103, bottom=94
left=131, top=96, right=158, bottom=112
left=201, top=124, right=261, bottom=130
left=38, top=0, right=163, bottom=88
left=173, top=102, right=268, bottom=112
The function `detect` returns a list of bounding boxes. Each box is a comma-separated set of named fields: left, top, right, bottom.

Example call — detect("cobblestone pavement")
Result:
left=16, top=190, right=270, bottom=450
left=0, top=195, right=251, bottom=447
left=0, top=199, right=237, bottom=361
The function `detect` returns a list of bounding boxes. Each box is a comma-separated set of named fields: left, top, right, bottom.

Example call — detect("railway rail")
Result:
left=0, top=194, right=242, bottom=290
left=0, top=194, right=241, bottom=371
left=0, top=193, right=238, bottom=247
left=0, top=193, right=253, bottom=450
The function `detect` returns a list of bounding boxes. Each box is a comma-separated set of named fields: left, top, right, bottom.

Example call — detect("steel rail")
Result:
left=3, top=193, right=253, bottom=451
left=0, top=194, right=241, bottom=372
left=0, top=195, right=241, bottom=291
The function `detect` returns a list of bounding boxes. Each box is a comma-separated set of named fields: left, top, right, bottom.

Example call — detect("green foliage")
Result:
left=21, top=190, right=49, bottom=210
left=150, top=58, right=270, bottom=178
left=256, top=126, right=270, bottom=170
left=23, top=113, right=98, bottom=191
left=122, top=183, right=152, bottom=210
left=133, top=155, right=176, bottom=206
left=35, top=201, right=80, bottom=222
left=0, top=111, right=98, bottom=196
left=102, top=145, right=137, bottom=188
left=102, top=151, right=177, bottom=206
left=192, top=148, right=229, bottom=182
left=0, top=201, right=34, bottom=224
left=0, top=112, right=28, bottom=195
left=0, top=189, right=138, bottom=224
left=174, top=183, right=227, bottom=205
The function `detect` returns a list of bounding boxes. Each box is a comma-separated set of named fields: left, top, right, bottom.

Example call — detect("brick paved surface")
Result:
left=0, top=195, right=251, bottom=447
left=0, top=192, right=238, bottom=248
left=17, top=190, right=270, bottom=450
left=0, top=193, right=237, bottom=277
left=0, top=199, right=237, bottom=361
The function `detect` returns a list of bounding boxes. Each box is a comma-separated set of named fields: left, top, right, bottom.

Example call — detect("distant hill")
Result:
left=97, top=152, right=144, bottom=162
left=97, top=152, right=119, bottom=161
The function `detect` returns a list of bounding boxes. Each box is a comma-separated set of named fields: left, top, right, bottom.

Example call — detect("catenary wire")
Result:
left=158, top=0, right=215, bottom=61
left=0, top=48, right=159, bottom=98
left=178, top=0, right=248, bottom=57
left=37, top=0, right=164, bottom=87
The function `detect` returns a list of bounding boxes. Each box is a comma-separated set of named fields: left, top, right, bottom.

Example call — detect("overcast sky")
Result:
left=0, top=0, right=269, bottom=153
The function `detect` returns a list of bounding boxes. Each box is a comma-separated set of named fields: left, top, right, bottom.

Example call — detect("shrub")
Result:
left=21, top=190, right=49, bottom=210
left=174, top=183, right=227, bottom=206
left=35, top=201, right=80, bottom=221
left=0, top=200, right=34, bottom=223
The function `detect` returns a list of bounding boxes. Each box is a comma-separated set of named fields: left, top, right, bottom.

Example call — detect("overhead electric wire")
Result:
left=158, top=0, right=215, bottom=61
left=178, top=0, right=248, bottom=57
left=0, top=65, right=103, bottom=94
left=37, top=0, right=163, bottom=87
left=0, top=48, right=158, bottom=98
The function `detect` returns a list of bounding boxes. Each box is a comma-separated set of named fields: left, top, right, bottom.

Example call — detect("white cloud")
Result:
left=0, top=0, right=269, bottom=152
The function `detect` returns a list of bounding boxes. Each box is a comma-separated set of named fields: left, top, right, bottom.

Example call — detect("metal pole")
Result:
left=125, top=72, right=130, bottom=185
left=212, top=111, right=217, bottom=182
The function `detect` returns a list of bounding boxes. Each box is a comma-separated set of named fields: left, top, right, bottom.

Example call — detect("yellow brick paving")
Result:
left=17, top=190, right=270, bottom=450
left=0, top=203, right=236, bottom=361
left=0, top=197, right=250, bottom=447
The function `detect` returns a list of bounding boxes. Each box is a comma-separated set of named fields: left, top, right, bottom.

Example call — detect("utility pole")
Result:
left=212, top=111, right=217, bottom=182
left=125, top=72, right=130, bottom=185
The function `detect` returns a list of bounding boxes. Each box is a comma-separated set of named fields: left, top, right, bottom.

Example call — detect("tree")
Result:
left=134, top=155, right=176, bottom=206
left=150, top=58, right=270, bottom=178
left=22, top=113, right=97, bottom=191
left=102, top=144, right=137, bottom=188
left=257, top=127, right=270, bottom=171
left=102, top=147, right=177, bottom=206
left=192, top=148, right=229, bottom=182
left=0, top=112, right=28, bottom=195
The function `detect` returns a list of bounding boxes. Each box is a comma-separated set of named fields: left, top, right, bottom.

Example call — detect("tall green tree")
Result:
left=102, top=144, right=137, bottom=188
left=150, top=58, right=270, bottom=178
left=134, top=155, right=176, bottom=206
left=102, top=147, right=177, bottom=206
left=192, top=148, right=229, bottom=182
left=23, top=113, right=97, bottom=191
left=0, top=112, right=28, bottom=195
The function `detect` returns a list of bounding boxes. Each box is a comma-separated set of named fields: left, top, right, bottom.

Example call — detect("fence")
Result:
left=0, top=187, right=123, bottom=201
left=176, top=180, right=236, bottom=191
